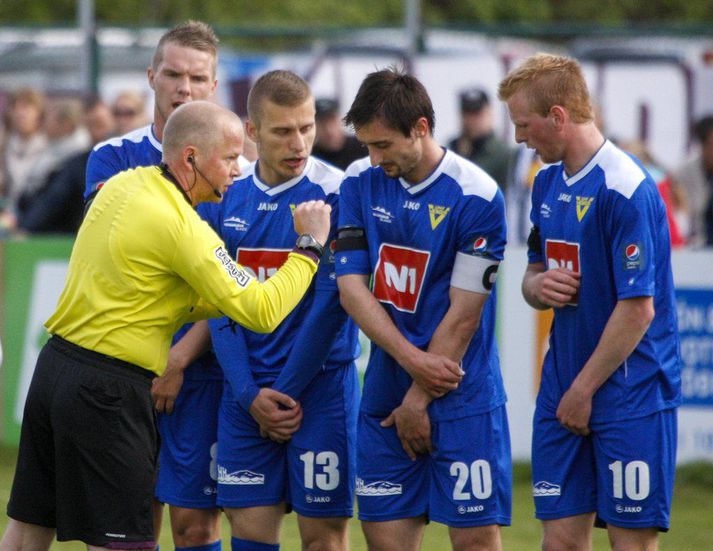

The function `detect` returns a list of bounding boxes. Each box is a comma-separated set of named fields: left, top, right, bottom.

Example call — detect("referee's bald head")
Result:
left=162, top=101, right=243, bottom=163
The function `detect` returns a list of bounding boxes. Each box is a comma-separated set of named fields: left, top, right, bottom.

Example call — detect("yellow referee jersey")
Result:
left=46, top=166, right=317, bottom=375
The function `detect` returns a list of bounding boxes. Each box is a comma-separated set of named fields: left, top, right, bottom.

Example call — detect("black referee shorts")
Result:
left=7, top=336, right=159, bottom=548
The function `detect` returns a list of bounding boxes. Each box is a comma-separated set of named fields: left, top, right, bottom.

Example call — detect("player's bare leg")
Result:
left=225, top=504, right=284, bottom=545
left=449, top=524, right=502, bottom=551
left=607, top=525, right=658, bottom=551
left=542, top=513, right=595, bottom=551
left=360, top=517, right=426, bottom=551
left=169, top=506, right=222, bottom=547
left=0, top=520, right=54, bottom=551
left=297, top=516, right=349, bottom=551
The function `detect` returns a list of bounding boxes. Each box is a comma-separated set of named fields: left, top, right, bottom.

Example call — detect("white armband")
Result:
left=450, top=252, right=500, bottom=294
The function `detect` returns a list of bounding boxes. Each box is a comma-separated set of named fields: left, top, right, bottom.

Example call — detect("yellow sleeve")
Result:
left=173, top=214, right=317, bottom=333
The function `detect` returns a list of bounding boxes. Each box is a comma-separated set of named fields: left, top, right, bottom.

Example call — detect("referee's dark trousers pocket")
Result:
left=73, top=383, right=124, bottom=451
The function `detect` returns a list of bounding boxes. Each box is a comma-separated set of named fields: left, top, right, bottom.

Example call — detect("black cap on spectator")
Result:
left=315, top=98, right=339, bottom=120
left=459, top=87, right=490, bottom=113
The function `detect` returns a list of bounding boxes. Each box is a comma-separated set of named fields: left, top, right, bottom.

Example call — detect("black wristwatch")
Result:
left=295, top=233, right=325, bottom=258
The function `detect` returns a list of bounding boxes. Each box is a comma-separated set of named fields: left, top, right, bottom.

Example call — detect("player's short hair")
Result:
left=247, top=70, right=312, bottom=126
left=497, top=53, right=593, bottom=124
left=344, top=68, right=435, bottom=137
left=152, top=20, right=219, bottom=76
left=692, top=114, right=713, bottom=144
left=162, top=101, right=239, bottom=161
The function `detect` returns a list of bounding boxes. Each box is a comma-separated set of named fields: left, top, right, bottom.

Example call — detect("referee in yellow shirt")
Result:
left=1, top=101, right=331, bottom=551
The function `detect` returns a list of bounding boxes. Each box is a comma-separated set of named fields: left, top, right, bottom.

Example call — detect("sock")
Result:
left=176, top=542, right=222, bottom=551
left=231, top=537, right=279, bottom=551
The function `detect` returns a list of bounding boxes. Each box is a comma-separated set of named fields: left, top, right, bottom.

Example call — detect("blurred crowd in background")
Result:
left=0, top=83, right=711, bottom=248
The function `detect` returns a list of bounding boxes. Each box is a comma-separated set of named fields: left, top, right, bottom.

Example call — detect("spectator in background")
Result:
left=673, top=114, right=713, bottom=247
left=111, top=90, right=150, bottom=136
left=311, top=97, right=365, bottom=169
left=448, top=87, right=511, bottom=189
left=0, top=88, right=47, bottom=213
left=620, top=139, right=687, bottom=248
left=9, top=97, right=115, bottom=234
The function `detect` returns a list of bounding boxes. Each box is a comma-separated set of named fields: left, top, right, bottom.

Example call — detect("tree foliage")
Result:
left=1, top=0, right=712, bottom=28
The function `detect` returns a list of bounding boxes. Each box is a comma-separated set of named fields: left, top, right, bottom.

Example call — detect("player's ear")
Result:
left=549, top=105, right=567, bottom=130
left=245, top=119, right=259, bottom=143
left=413, top=117, right=429, bottom=139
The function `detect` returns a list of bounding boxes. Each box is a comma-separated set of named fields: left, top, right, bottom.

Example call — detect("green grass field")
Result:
left=1, top=445, right=711, bottom=550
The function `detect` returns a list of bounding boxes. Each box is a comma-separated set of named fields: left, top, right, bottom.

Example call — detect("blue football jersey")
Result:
left=85, top=125, right=162, bottom=199
left=200, top=156, right=360, bottom=385
left=85, top=123, right=221, bottom=380
left=528, top=140, right=681, bottom=422
left=335, top=150, right=508, bottom=422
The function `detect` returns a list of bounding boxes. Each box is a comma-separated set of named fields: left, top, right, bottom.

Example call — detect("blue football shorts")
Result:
left=155, top=377, right=223, bottom=508
left=356, top=404, right=512, bottom=528
left=531, top=407, right=677, bottom=531
left=216, top=363, right=359, bottom=518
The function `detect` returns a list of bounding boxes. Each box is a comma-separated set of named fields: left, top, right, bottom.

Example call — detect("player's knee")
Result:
left=541, top=532, right=588, bottom=551
left=450, top=524, right=501, bottom=551
left=300, top=521, right=348, bottom=551
left=174, top=523, right=219, bottom=547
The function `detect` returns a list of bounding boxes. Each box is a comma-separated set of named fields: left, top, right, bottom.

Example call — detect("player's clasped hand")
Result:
left=249, top=387, right=303, bottom=443
left=536, top=268, right=581, bottom=308
left=405, top=349, right=464, bottom=398
left=151, top=366, right=184, bottom=414
left=292, top=200, right=331, bottom=247
left=556, top=385, right=593, bottom=436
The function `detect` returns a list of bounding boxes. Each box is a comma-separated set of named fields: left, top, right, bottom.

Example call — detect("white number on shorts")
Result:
left=608, top=460, right=650, bottom=501
left=450, top=460, right=493, bottom=500
left=300, top=451, right=340, bottom=491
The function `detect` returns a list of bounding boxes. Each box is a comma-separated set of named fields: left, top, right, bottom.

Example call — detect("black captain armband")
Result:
left=527, top=226, right=542, bottom=256
left=335, top=226, right=368, bottom=252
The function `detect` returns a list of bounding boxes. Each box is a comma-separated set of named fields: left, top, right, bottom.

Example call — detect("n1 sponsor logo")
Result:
left=545, top=239, right=581, bottom=305
left=372, top=244, right=430, bottom=313
left=237, top=248, right=291, bottom=282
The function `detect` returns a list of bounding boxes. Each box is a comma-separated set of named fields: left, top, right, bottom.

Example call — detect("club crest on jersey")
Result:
left=623, top=242, right=643, bottom=270
left=237, top=248, right=291, bottom=282
left=428, top=204, right=450, bottom=230
left=373, top=243, right=430, bottom=313
left=576, top=196, right=594, bottom=222
left=289, top=203, right=296, bottom=216
left=371, top=205, right=395, bottom=223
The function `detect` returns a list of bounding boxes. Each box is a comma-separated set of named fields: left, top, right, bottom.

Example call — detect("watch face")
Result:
left=297, top=234, right=314, bottom=248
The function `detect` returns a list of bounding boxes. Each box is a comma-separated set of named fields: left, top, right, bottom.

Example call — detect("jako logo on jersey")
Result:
left=373, top=244, right=430, bottom=313
left=428, top=204, right=450, bottom=230
left=576, top=196, right=594, bottom=222
left=557, top=192, right=572, bottom=203
left=533, top=480, right=561, bottom=497
left=305, top=495, right=331, bottom=503
left=473, top=237, right=488, bottom=254
left=403, top=200, right=421, bottom=210
left=372, top=205, right=395, bottom=223
left=355, top=478, right=403, bottom=496
left=237, top=248, right=291, bottom=282
left=214, top=247, right=251, bottom=287
left=258, top=202, right=278, bottom=211
left=545, top=239, right=580, bottom=305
